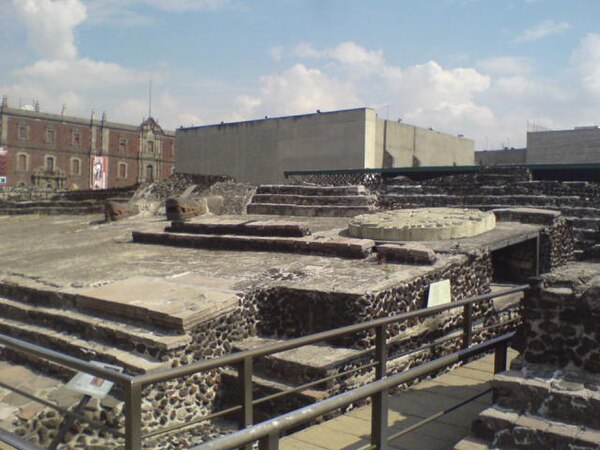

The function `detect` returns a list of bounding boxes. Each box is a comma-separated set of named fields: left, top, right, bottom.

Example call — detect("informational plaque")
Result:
left=66, top=361, right=123, bottom=399
left=427, top=279, right=452, bottom=307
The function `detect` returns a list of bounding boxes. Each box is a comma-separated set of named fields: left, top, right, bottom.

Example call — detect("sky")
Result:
left=1, top=0, right=599, bottom=150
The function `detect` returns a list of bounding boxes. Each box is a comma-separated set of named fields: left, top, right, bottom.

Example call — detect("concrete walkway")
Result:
left=281, top=351, right=516, bottom=450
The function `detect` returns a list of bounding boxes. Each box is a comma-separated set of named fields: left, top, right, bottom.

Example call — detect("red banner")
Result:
left=0, top=147, right=7, bottom=185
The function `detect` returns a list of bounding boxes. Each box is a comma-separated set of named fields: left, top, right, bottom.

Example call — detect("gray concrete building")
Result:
left=475, top=148, right=526, bottom=165
left=176, top=108, right=474, bottom=184
left=527, top=126, right=600, bottom=164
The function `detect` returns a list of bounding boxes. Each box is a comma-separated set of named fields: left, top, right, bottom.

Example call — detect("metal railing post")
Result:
left=494, top=340, right=508, bottom=374
left=239, top=356, right=254, bottom=450
left=463, top=303, right=473, bottom=349
left=371, top=324, right=388, bottom=449
left=258, top=431, right=279, bottom=450
left=125, top=381, right=142, bottom=450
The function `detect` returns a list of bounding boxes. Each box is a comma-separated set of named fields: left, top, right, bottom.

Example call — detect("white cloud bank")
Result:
left=515, top=19, right=571, bottom=43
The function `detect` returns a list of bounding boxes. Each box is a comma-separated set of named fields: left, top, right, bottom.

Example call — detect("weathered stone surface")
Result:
left=167, top=218, right=311, bottom=237
left=492, top=207, right=561, bottom=225
left=132, top=230, right=375, bottom=259
left=377, top=243, right=436, bottom=264
left=104, top=197, right=139, bottom=222
left=349, top=208, right=496, bottom=241
left=165, top=197, right=207, bottom=221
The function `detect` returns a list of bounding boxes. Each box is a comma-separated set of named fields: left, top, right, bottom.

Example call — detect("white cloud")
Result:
left=233, top=64, right=361, bottom=119
left=571, top=33, right=600, bottom=96
left=515, top=19, right=570, bottom=43
left=84, top=0, right=237, bottom=26
left=140, top=0, right=235, bottom=12
left=269, top=46, right=284, bottom=62
left=12, top=0, right=86, bottom=60
left=294, top=41, right=385, bottom=72
left=16, top=58, right=154, bottom=89
left=477, top=56, right=533, bottom=75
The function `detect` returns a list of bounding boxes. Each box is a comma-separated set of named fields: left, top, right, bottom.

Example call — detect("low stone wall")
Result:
left=513, top=263, right=600, bottom=372
left=252, top=251, right=492, bottom=349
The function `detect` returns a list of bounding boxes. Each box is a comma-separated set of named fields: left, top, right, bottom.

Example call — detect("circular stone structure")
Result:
left=348, top=208, right=496, bottom=241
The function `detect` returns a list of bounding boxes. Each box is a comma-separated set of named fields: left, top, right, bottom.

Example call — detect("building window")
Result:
left=71, top=130, right=81, bottom=146
left=17, top=153, right=29, bottom=172
left=145, top=164, right=153, bottom=182
left=46, top=127, right=56, bottom=145
left=46, top=156, right=55, bottom=172
left=70, top=158, right=81, bottom=175
left=118, top=162, right=128, bottom=179
left=147, top=141, right=154, bottom=153
left=119, top=138, right=127, bottom=152
left=18, top=122, right=29, bottom=141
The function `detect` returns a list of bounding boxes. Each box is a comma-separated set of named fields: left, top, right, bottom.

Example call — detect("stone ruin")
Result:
left=0, top=166, right=597, bottom=449
left=462, top=261, right=600, bottom=449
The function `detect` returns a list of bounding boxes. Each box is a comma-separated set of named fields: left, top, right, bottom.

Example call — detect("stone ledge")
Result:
left=132, top=230, right=375, bottom=259
left=492, top=207, right=562, bottom=225
left=376, top=243, right=436, bottom=265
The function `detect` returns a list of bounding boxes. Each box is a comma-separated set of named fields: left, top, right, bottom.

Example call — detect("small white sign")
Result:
left=427, top=279, right=452, bottom=307
left=0, top=177, right=6, bottom=185
left=0, top=147, right=6, bottom=156
left=66, top=361, right=123, bottom=399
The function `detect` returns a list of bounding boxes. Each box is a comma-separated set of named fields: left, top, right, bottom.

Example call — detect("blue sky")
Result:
left=1, top=0, right=599, bottom=150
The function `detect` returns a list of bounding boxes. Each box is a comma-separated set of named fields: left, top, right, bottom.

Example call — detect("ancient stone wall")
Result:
left=514, top=266, right=600, bottom=372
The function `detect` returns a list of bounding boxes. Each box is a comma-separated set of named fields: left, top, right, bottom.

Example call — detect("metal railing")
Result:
left=0, top=284, right=527, bottom=450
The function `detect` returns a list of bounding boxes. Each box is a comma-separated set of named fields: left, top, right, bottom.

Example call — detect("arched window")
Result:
left=16, top=153, right=29, bottom=172
left=118, top=162, right=128, bottom=179
left=45, top=156, right=55, bottom=172
left=70, top=158, right=81, bottom=175
left=145, top=164, right=153, bottom=182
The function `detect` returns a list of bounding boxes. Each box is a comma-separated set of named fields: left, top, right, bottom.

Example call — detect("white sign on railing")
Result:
left=66, top=361, right=123, bottom=399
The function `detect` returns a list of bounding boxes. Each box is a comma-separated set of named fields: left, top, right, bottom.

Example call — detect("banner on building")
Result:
left=0, top=147, right=7, bottom=185
left=92, top=156, right=108, bottom=190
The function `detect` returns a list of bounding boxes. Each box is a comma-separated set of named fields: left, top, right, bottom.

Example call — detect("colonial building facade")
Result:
left=0, top=96, right=175, bottom=190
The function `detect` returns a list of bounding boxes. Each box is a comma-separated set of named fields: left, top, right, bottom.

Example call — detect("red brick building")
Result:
left=0, top=96, right=175, bottom=190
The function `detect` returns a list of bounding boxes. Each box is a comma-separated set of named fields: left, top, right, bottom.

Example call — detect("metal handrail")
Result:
left=191, top=333, right=513, bottom=449
left=135, top=285, right=526, bottom=385
left=0, top=333, right=133, bottom=384
left=0, top=284, right=526, bottom=450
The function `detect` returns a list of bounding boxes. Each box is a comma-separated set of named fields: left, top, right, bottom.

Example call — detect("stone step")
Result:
left=0, top=296, right=191, bottom=359
left=246, top=203, right=374, bottom=217
left=256, top=185, right=368, bottom=196
left=219, top=367, right=327, bottom=423
left=560, top=206, right=600, bottom=218
left=0, top=275, right=240, bottom=334
left=0, top=316, right=169, bottom=375
left=453, top=436, right=492, bottom=450
left=0, top=205, right=103, bottom=215
left=250, top=194, right=375, bottom=207
left=573, top=228, right=600, bottom=243
left=491, top=370, right=600, bottom=430
left=232, top=336, right=365, bottom=388
left=383, top=194, right=584, bottom=208
left=132, top=231, right=374, bottom=259
left=472, top=406, right=600, bottom=450
left=566, top=216, right=600, bottom=230
left=167, top=219, right=310, bottom=237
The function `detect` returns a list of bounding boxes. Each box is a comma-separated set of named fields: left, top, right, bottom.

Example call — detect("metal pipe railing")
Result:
left=191, top=333, right=513, bottom=449
left=135, top=285, right=527, bottom=386
left=0, top=284, right=526, bottom=450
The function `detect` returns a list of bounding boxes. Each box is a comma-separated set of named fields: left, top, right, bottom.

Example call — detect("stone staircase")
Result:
left=456, top=366, right=600, bottom=449
left=383, top=177, right=600, bottom=255
left=247, top=184, right=377, bottom=217
left=132, top=218, right=375, bottom=259
left=0, top=280, right=191, bottom=377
